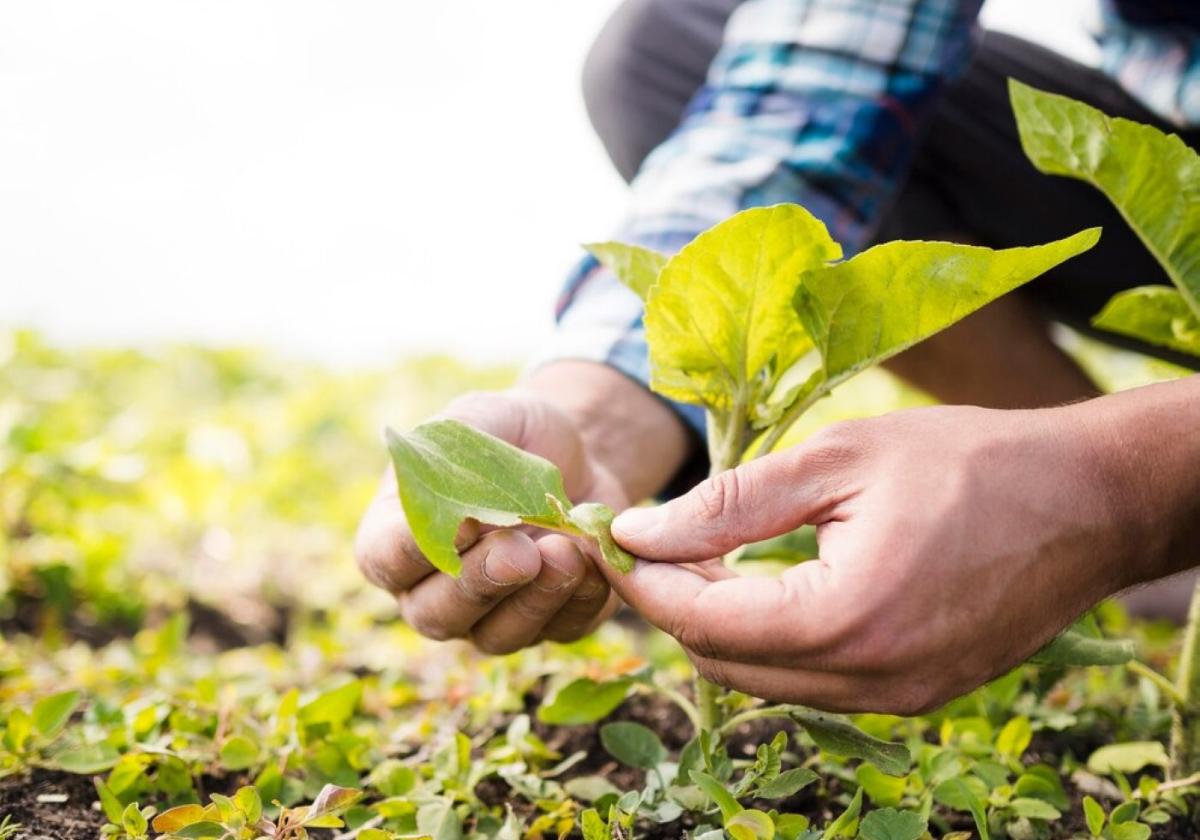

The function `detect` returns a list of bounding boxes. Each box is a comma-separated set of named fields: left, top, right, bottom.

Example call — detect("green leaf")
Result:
left=1082, top=795, right=1106, bottom=836
left=387, top=419, right=569, bottom=576
left=600, top=721, right=667, bottom=769
left=585, top=241, right=669, bottom=301
left=95, top=779, right=125, bottom=825
left=580, top=808, right=609, bottom=840
left=995, top=716, right=1033, bottom=761
left=1029, top=626, right=1135, bottom=667
left=299, top=681, right=361, bottom=729
left=1109, top=824, right=1152, bottom=840
left=792, top=230, right=1100, bottom=412
left=820, top=786, right=863, bottom=840
left=691, top=770, right=742, bottom=821
left=3, top=708, right=31, bottom=753
left=306, top=783, right=362, bottom=822
left=1010, top=78, right=1200, bottom=319
left=171, top=822, right=229, bottom=839
left=218, top=735, right=259, bottom=771
left=538, top=677, right=632, bottom=725
left=643, top=204, right=840, bottom=414
left=566, top=502, right=635, bottom=573
left=933, top=777, right=991, bottom=840
left=233, top=786, right=262, bottom=823
left=1008, top=797, right=1062, bottom=820
left=49, top=741, right=119, bottom=773
left=727, top=808, right=775, bottom=840
left=1093, top=286, right=1200, bottom=357
left=122, top=802, right=148, bottom=837
left=857, top=807, right=927, bottom=840
left=790, top=709, right=910, bottom=776
left=1110, top=801, right=1140, bottom=825
left=32, top=690, right=80, bottom=739
left=417, top=798, right=463, bottom=840
left=755, top=767, right=818, bottom=800
left=387, top=419, right=630, bottom=575
left=1087, top=741, right=1168, bottom=775
left=854, top=763, right=906, bottom=807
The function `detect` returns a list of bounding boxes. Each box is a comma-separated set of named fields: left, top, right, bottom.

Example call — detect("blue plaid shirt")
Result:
left=544, top=0, right=1200, bottom=436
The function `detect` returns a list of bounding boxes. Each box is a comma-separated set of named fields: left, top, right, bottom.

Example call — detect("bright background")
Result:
left=0, top=0, right=1100, bottom=366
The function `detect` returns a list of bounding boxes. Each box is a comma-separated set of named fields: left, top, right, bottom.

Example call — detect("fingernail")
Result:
left=612, top=506, right=662, bottom=539
left=482, top=550, right=533, bottom=587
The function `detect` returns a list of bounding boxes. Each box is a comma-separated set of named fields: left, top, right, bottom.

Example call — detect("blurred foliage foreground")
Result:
left=0, top=327, right=1197, bottom=839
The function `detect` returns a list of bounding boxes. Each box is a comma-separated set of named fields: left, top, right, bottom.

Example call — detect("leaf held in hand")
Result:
left=586, top=241, right=669, bottom=301
left=388, top=419, right=631, bottom=575
left=1093, top=286, right=1200, bottom=357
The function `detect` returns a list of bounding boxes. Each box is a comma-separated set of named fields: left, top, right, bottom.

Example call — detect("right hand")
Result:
left=354, top=390, right=626, bottom=654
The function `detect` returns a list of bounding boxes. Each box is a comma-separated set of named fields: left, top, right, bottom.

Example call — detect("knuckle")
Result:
left=694, top=468, right=743, bottom=521
left=803, top=420, right=867, bottom=466
left=453, top=572, right=502, bottom=609
left=677, top=619, right=720, bottom=661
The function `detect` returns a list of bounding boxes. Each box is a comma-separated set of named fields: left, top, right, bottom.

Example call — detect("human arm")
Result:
left=354, top=360, right=691, bottom=653
left=601, top=376, right=1200, bottom=713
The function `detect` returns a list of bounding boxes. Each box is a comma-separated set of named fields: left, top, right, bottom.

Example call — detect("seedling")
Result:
left=1011, top=79, right=1200, bottom=778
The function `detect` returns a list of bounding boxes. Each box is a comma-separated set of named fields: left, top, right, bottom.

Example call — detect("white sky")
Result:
left=0, top=0, right=1097, bottom=366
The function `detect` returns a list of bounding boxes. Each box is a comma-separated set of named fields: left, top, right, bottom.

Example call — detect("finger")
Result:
left=398, top=530, right=540, bottom=640
left=539, top=543, right=620, bottom=643
left=601, top=557, right=854, bottom=665
left=354, top=474, right=480, bottom=593
left=468, top=535, right=589, bottom=654
left=611, top=430, right=860, bottom=561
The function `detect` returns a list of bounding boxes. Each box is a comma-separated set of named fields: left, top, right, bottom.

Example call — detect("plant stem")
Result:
left=718, top=704, right=798, bottom=736
left=754, top=386, right=822, bottom=458
left=694, top=410, right=749, bottom=732
left=655, top=683, right=703, bottom=733
left=1126, top=661, right=1189, bottom=710
left=1170, top=577, right=1200, bottom=778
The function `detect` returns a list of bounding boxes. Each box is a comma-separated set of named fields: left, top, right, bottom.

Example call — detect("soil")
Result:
left=0, top=768, right=107, bottom=840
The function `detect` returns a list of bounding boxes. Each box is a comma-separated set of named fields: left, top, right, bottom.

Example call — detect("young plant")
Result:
left=1011, top=79, right=1200, bottom=779
left=387, top=153, right=1101, bottom=756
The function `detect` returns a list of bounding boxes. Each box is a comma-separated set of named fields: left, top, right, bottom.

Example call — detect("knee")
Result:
left=581, top=0, right=678, bottom=181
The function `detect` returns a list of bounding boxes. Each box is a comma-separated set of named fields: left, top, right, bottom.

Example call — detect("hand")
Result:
left=604, top=385, right=1200, bottom=715
left=355, top=389, right=627, bottom=653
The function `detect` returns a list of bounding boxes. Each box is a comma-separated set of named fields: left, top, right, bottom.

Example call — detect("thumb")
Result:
left=611, top=444, right=849, bottom=562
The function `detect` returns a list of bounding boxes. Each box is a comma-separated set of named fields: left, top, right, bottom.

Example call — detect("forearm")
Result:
left=518, top=360, right=693, bottom=502
left=1084, top=375, right=1200, bottom=586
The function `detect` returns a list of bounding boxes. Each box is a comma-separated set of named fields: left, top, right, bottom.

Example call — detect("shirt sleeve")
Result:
left=535, top=0, right=986, bottom=441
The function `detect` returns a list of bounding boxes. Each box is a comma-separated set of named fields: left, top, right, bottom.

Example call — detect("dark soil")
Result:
left=0, top=769, right=107, bottom=840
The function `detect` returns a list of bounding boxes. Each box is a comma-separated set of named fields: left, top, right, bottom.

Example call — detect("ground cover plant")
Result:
left=2, top=82, right=1200, bottom=839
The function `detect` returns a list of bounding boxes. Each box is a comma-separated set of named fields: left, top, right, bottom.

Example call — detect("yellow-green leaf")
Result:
left=1093, top=285, right=1200, bottom=357
left=1087, top=741, right=1168, bottom=775
left=32, top=690, right=80, bottom=739
left=644, top=204, right=840, bottom=414
left=586, top=241, right=669, bottom=301
left=538, top=677, right=632, bottom=726
left=1010, top=79, right=1200, bottom=319
left=793, top=230, right=1100, bottom=404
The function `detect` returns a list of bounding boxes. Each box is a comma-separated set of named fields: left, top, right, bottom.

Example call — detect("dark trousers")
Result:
left=582, top=0, right=1200, bottom=367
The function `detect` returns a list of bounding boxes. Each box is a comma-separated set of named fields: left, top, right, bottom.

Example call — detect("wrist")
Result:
left=517, top=360, right=694, bottom=502
left=1072, top=376, right=1200, bottom=589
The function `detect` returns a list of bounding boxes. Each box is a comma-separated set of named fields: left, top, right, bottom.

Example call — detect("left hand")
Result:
left=602, top=392, right=1191, bottom=715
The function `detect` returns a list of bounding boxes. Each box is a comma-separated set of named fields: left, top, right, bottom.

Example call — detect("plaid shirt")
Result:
left=544, top=0, right=1200, bottom=436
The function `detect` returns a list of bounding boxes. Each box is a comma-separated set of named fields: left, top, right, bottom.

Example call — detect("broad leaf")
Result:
left=1086, top=741, right=1168, bottom=775
left=49, top=741, right=119, bottom=774
left=600, top=721, right=667, bottom=769
left=151, top=805, right=208, bottom=833
left=726, top=808, right=775, bottom=840
left=755, top=767, right=818, bottom=799
left=858, top=808, right=927, bottom=840
left=586, top=241, right=669, bottom=301
left=1010, top=79, right=1200, bottom=319
left=387, top=419, right=632, bottom=575
left=218, top=735, right=259, bottom=771
left=791, top=230, right=1100, bottom=412
left=643, top=204, right=840, bottom=414
left=790, top=709, right=910, bottom=776
left=32, top=690, right=80, bottom=739
left=1093, top=286, right=1200, bottom=357
left=538, top=677, right=632, bottom=725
